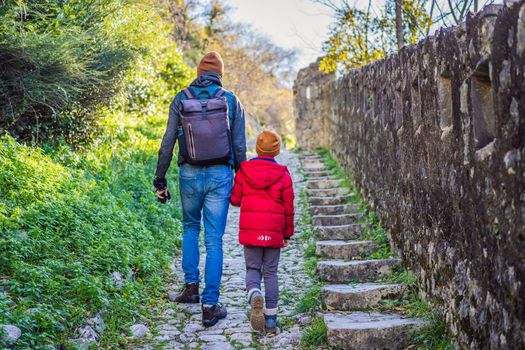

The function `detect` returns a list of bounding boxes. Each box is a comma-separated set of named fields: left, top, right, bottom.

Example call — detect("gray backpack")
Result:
left=179, top=87, right=232, bottom=166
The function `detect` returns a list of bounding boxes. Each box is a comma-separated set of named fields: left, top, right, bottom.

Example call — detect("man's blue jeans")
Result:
left=179, top=163, right=233, bottom=305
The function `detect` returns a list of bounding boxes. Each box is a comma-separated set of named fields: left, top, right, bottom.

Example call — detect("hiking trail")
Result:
left=133, top=149, right=311, bottom=350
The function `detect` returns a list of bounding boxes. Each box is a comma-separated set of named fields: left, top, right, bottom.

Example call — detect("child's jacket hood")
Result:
left=239, top=159, right=288, bottom=190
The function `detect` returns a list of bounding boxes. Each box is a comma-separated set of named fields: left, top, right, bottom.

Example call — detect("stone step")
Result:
left=312, top=214, right=362, bottom=227
left=301, top=160, right=326, bottom=170
left=316, top=240, right=377, bottom=260
left=305, top=175, right=339, bottom=182
left=300, top=156, right=323, bottom=162
left=303, top=170, right=333, bottom=178
left=299, top=152, right=319, bottom=158
left=324, top=312, right=428, bottom=350
left=322, top=283, right=404, bottom=310
left=309, top=195, right=352, bottom=206
left=305, top=179, right=343, bottom=190
left=316, top=224, right=369, bottom=240
left=317, top=259, right=400, bottom=282
left=307, top=187, right=349, bottom=197
left=310, top=204, right=360, bottom=216
left=303, top=166, right=328, bottom=176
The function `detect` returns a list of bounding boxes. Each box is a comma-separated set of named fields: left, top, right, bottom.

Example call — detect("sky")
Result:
left=224, top=0, right=501, bottom=72
left=226, top=0, right=335, bottom=71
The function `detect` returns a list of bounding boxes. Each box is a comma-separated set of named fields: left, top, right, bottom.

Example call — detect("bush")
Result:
left=0, top=109, right=183, bottom=347
left=0, top=1, right=194, bottom=347
left=0, top=0, right=192, bottom=144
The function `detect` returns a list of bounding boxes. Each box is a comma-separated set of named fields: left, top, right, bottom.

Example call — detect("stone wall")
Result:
left=294, top=3, right=525, bottom=349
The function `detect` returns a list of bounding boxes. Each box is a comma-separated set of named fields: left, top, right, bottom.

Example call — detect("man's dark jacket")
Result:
left=155, top=72, right=247, bottom=179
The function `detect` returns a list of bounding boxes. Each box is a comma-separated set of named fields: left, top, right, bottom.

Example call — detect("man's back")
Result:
left=155, top=71, right=246, bottom=180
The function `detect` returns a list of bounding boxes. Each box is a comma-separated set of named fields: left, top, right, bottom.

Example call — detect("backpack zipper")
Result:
left=188, top=123, right=196, bottom=159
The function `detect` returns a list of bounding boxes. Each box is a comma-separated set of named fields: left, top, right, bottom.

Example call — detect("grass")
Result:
left=413, top=314, right=455, bottom=350
left=0, top=1, right=196, bottom=348
left=300, top=316, right=328, bottom=349
left=296, top=186, right=330, bottom=348
left=0, top=109, right=186, bottom=348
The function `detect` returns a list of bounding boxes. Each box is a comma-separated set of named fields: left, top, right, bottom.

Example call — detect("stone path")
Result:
left=299, top=153, right=429, bottom=350
left=133, top=149, right=311, bottom=350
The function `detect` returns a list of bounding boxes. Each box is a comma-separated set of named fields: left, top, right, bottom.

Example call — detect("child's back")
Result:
left=230, top=156, right=294, bottom=247
left=230, top=130, right=295, bottom=333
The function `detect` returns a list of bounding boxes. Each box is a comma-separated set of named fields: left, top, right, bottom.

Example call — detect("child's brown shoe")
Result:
left=248, top=289, right=265, bottom=332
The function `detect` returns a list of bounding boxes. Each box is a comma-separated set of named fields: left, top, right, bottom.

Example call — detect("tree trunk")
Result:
left=395, top=0, right=404, bottom=50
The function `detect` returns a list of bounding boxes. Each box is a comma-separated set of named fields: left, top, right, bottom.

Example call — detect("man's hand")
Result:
left=156, top=188, right=171, bottom=204
left=283, top=240, right=289, bottom=247
left=153, top=177, right=171, bottom=204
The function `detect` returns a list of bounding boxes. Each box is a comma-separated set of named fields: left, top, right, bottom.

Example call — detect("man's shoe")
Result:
left=248, top=290, right=265, bottom=332
left=202, top=303, right=227, bottom=328
left=173, top=283, right=200, bottom=303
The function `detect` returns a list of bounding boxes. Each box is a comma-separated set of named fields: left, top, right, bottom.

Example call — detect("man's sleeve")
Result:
left=230, top=170, right=244, bottom=207
left=231, top=96, right=247, bottom=171
left=155, top=98, right=180, bottom=179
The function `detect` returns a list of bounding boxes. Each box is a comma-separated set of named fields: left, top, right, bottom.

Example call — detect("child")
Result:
left=230, top=130, right=295, bottom=333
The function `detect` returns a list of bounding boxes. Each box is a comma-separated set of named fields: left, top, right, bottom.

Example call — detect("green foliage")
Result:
left=413, top=313, right=455, bottom=350
left=378, top=286, right=454, bottom=349
left=296, top=283, right=322, bottom=314
left=304, top=257, right=318, bottom=280
left=316, top=150, right=351, bottom=188
left=384, top=269, right=417, bottom=285
left=0, top=105, right=185, bottom=347
left=305, top=242, right=317, bottom=258
left=319, top=0, right=431, bottom=73
left=297, top=187, right=322, bottom=315
left=0, top=1, right=194, bottom=347
left=300, top=316, right=328, bottom=349
left=0, top=0, right=192, bottom=143
left=319, top=3, right=387, bottom=73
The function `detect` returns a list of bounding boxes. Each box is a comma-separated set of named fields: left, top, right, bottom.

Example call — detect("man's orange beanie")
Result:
left=197, top=51, right=224, bottom=77
left=256, top=130, right=281, bottom=157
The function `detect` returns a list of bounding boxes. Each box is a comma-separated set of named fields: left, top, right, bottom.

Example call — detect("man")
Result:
left=153, top=51, right=247, bottom=327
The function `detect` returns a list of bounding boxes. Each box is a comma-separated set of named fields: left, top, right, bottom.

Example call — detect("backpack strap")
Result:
left=214, top=88, right=226, bottom=98
left=183, top=88, right=195, bottom=99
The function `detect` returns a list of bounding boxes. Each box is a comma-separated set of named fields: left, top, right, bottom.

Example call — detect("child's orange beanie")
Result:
left=256, top=130, right=281, bottom=157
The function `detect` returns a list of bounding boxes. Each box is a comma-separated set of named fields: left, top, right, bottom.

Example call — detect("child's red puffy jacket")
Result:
left=230, top=156, right=295, bottom=248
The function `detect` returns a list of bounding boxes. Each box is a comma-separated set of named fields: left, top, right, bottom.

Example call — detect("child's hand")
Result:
left=283, top=240, right=289, bottom=247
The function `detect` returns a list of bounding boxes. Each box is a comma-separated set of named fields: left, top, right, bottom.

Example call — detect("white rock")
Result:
left=25, top=308, right=39, bottom=315
left=87, top=313, right=105, bottom=333
left=167, top=290, right=178, bottom=302
left=110, top=272, right=123, bottom=285
left=1, top=325, right=21, bottom=344
left=127, top=270, right=135, bottom=281
left=130, top=324, right=149, bottom=338
left=78, top=325, right=98, bottom=341
left=202, top=342, right=234, bottom=350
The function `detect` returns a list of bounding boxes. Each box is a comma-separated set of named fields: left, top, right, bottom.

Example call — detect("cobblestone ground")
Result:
left=134, top=149, right=311, bottom=350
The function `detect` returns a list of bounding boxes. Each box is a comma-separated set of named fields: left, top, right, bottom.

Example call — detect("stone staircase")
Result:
left=299, top=153, right=428, bottom=350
